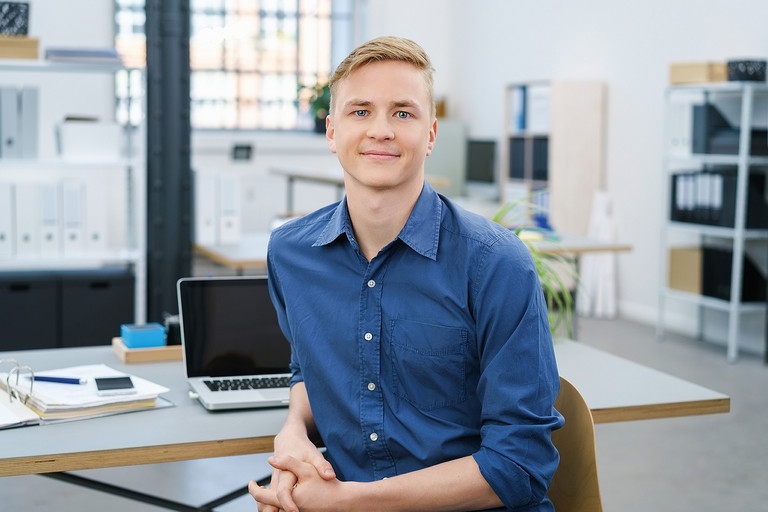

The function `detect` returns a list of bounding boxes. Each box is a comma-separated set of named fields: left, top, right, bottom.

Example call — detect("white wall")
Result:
left=14, top=0, right=768, bottom=352
left=366, top=0, right=768, bottom=353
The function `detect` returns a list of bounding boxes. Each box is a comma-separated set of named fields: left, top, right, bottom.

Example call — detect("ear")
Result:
left=425, top=119, right=438, bottom=156
left=325, top=115, right=337, bottom=154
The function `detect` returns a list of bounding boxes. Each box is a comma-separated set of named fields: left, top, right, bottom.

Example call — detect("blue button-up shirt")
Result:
left=267, top=182, right=563, bottom=511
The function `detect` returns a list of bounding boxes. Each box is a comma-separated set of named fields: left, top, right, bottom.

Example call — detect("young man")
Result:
left=249, top=36, right=563, bottom=512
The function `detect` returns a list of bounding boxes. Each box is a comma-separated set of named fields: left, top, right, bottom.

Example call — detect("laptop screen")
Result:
left=178, top=277, right=291, bottom=378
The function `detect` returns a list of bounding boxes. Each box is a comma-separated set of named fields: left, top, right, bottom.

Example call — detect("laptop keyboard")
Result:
left=203, top=376, right=290, bottom=392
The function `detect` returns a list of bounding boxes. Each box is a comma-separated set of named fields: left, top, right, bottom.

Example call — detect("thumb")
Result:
left=308, top=452, right=336, bottom=480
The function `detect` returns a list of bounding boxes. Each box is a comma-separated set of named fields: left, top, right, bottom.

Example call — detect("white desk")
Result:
left=0, top=340, right=728, bottom=477
left=554, top=340, right=729, bottom=423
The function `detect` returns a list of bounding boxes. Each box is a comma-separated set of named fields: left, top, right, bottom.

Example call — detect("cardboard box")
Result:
left=669, top=62, right=727, bottom=85
left=0, top=35, right=38, bottom=59
left=668, top=247, right=702, bottom=294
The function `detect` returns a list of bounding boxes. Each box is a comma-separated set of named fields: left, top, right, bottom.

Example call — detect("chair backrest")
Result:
left=548, top=376, right=603, bottom=512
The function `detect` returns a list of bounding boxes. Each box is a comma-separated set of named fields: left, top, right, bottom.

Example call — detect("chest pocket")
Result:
left=390, top=319, right=469, bottom=411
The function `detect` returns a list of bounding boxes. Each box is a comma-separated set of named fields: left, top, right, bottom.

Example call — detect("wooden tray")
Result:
left=112, top=337, right=183, bottom=363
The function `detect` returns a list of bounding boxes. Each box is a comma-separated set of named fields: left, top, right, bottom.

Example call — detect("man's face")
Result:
left=327, top=60, right=437, bottom=192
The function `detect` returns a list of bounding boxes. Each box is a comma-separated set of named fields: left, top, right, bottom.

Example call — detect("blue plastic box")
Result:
left=121, top=323, right=166, bottom=348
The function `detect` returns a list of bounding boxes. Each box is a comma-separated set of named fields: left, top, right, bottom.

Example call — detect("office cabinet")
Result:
left=0, top=271, right=58, bottom=351
left=657, top=82, right=768, bottom=362
left=0, top=59, right=146, bottom=326
left=0, top=269, right=134, bottom=350
left=60, top=268, right=134, bottom=347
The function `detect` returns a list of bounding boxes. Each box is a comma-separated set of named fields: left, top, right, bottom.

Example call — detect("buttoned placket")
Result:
left=358, top=259, right=395, bottom=478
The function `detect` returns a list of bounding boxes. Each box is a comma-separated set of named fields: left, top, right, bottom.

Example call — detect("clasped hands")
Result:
left=249, top=435, right=345, bottom=512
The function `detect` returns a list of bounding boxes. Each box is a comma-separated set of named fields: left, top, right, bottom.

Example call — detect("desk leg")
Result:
left=41, top=472, right=269, bottom=511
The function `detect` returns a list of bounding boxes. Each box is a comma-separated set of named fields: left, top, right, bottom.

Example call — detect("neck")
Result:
left=345, top=179, right=423, bottom=262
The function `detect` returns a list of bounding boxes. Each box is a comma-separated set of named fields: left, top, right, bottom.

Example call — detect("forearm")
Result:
left=280, top=383, right=319, bottom=441
left=341, top=456, right=502, bottom=512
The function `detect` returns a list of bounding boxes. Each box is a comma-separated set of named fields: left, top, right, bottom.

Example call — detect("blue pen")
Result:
left=33, top=376, right=87, bottom=385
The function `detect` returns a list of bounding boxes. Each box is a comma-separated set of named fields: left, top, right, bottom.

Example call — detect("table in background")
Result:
left=193, top=232, right=632, bottom=277
left=270, top=166, right=451, bottom=214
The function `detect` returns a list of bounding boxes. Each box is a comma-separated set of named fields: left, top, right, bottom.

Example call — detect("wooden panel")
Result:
left=549, top=82, right=606, bottom=236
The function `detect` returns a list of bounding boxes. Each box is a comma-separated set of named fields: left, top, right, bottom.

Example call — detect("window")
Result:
left=114, top=0, right=354, bottom=130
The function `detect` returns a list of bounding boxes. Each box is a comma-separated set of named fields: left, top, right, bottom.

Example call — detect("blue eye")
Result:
left=354, top=110, right=367, bottom=117
left=396, top=111, right=411, bottom=119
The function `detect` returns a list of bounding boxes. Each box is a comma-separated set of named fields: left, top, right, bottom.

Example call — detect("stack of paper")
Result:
left=0, top=364, right=170, bottom=428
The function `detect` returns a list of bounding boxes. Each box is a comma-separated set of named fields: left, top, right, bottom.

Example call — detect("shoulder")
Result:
left=269, top=202, right=338, bottom=248
left=440, top=197, right=529, bottom=258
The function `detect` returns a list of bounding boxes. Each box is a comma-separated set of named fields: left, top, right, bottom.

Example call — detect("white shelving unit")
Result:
left=658, top=81, right=768, bottom=362
left=0, top=59, right=146, bottom=323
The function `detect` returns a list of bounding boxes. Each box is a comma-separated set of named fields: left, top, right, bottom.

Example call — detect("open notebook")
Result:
left=0, top=362, right=170, bottom=429
left=177, top=276, right=292, bottom=410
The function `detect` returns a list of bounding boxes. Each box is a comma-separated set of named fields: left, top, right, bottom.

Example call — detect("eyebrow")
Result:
left=343, top=98, right=423, bottom=112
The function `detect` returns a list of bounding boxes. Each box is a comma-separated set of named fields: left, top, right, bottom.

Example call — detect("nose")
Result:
left=366, top=114, right=394, bottom=140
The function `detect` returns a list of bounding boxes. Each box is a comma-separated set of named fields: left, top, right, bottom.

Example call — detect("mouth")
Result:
left=360, top=149, right=400, bottom=160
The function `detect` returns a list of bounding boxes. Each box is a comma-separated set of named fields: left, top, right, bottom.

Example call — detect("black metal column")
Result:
left=145, top=0, right=191, bottom=321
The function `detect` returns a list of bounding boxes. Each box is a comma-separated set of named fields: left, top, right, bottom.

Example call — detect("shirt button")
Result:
left=367, top=382, right=376, bottom=391
left=364, top=332, right=373, bottom=341
left=367, top=279, right=376, bottom=288
left=370, top=432, right=378, bottom=442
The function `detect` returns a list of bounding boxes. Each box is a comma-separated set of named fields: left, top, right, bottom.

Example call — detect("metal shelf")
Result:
left=666, top=221, right=768, bottom=240
left=662, top=288, right=766, bottom=314
left=658, top=82, right=767, bottom=362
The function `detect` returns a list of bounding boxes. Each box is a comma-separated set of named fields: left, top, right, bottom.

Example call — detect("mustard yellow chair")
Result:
left=548, top=377, right=603, bottom=512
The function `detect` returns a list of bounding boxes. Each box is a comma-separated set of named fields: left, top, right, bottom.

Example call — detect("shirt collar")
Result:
left=313, top=181, right=441, bottom=261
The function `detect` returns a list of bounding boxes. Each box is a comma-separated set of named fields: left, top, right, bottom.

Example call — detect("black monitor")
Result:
left=466, top=140, right=496, bottom=183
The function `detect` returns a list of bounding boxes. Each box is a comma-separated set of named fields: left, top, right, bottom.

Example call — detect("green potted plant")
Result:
left=492, top=198, right=577, bottom=340
left=301, top=82, right=331, bottom=133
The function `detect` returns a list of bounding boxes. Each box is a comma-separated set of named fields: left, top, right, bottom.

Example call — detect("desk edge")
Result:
left=0, top=436, right=276, bottom=477
left=592, top=397, right=731, bottom=424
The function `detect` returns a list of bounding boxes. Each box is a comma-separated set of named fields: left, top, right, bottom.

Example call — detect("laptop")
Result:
left=176, top=275, right=292, bottom=410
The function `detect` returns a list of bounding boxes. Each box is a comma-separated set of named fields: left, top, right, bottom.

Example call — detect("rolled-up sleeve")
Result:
left=471, top=236, right=564, bottom=510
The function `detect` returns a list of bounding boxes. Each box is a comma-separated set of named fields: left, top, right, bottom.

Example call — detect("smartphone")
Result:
left=95, top=376, right=137, bottom=396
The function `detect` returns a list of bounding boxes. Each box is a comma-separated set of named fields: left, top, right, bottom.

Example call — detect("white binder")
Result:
left=218, top=174, right=241, bottom=244
left=61, top=180, right=85, bottom=254
left=19, top=87, right=38, bottom=159
left=84, top=178, right=108, bottom=252
left=194, top=170, right=217, bottom=245
left=0, top=87, right=20, bottom=158
left=0, top=182, right=14, bottom=257
left=14, top=181, right=40, bottom=256
left=38, top=181, right=61, bottom=256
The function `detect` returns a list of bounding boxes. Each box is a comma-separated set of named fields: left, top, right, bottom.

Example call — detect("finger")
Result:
left=248, top=480, right=281, bottom=510
left=274, top=469, right=299, bottom=512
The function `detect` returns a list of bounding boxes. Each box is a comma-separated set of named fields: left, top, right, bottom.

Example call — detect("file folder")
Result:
left=84, top=178, right=108, bottom=252
left=0, top=86, right=20, bottom=158
left=194, top=170, right=217, bottom=245
left=14, top=181, right=40, bottom=256
left=38, top=181, right=61, bottom=256
left=19, top=86, right=38, bottom=158
left=61, top=180, right=85, bottom=254
left=218, top=174, right=241, bottom=244
left=0, top=182, right=14, bottom=256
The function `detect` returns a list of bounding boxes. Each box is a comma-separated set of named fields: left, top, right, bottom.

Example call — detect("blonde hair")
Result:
left=329, top=36, right=436, bottom=119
